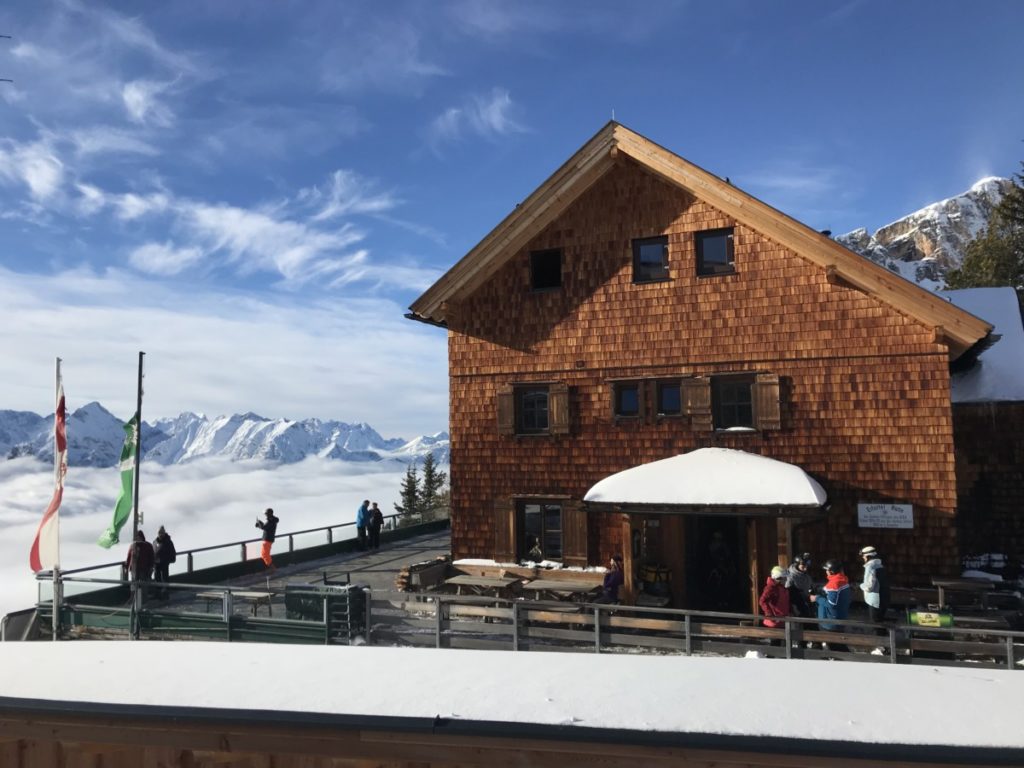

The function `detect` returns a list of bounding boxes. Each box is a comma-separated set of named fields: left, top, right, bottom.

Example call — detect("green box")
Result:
left=907, top=607, right=953, bottom=628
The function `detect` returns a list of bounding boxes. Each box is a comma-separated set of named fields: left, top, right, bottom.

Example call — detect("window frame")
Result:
left=632, top=235, right=670, bottom=283
left=612, top=381, right=642, bottom=419
left=711, top=374, right=755, bottom=430
left=518, top=500, right=563, bottom=562
left=516, top=385, right=550, bottom=435
left=530, top=248, right=563, bottom=292
left=655, top=379, right=683, bottom=417
left=696, top=227, right=736, bottom=277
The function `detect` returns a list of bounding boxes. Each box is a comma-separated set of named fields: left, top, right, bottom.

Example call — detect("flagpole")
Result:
left=52, top=357, right=61, bottom=643
left=129, top=351, right=145, bottom=640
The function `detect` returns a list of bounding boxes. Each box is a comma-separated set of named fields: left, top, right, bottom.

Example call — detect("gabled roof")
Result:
left=408, top=122, right=992, bottom=360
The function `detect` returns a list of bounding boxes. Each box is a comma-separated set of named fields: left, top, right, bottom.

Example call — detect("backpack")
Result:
left=166, top=537, right=177, bottom=564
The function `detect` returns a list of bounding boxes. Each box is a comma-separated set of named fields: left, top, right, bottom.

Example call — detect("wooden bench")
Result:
left=443, top=574, right=521, bottom=597
left=521, top=579, right=601, bottom=603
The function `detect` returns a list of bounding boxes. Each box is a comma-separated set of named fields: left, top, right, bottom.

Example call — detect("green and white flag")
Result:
left=98, top=415, right=138, bottom=549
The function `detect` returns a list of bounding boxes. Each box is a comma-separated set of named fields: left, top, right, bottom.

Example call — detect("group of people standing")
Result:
left=759, top=546, right=891, bottom=646
left=355, top=500, right=386, bottom=550
left=123, top=525, right=177, bottom=599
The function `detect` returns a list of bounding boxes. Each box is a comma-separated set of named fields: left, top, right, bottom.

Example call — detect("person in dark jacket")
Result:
left=785, top=552, right=814, bottom=618
left=153, top=525, right=176, bottom=599
left=759, top=566, right=792, bottom=628
left=368, top=502, right=385, bottom=549
left=595, top=554, right=624, bottom=604
left=125, top=530, right=155, bottom=582
left=255, top=508, right=278, bottom=569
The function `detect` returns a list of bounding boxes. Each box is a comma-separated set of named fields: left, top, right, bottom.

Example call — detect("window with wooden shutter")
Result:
left=682, top=377, right=712, bottom=432
left=497, top=384, right=515, bottom=435
left=549, top=383, right=570, bottom=434
left=493, top=497, right=515, bottom=562
left=753, top=373, right=782, bottom=431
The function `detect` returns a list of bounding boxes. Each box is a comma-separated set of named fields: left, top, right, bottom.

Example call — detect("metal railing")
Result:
left=37, top=513, right=410, bottom=604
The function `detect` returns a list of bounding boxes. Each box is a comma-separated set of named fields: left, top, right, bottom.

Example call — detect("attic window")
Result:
left=632, top=236, right=669, bottom=283
left=697, top=228, right=735, bottom=276
left=530, top=248, right=562, bottom=291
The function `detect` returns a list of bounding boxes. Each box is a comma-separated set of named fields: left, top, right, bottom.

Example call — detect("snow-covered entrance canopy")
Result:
left=584, top=448, right=827, bottom=512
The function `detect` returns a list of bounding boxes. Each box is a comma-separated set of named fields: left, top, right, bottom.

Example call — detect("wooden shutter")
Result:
left=497, top=384, right=515, bottom=435
left=549, top=382, right=570, bottom=435
left=561, top=500, right=588, bottom=567
left=682, top=377, right=712, bottom=432
left=753, top=373, right=781, bottom=431
left=493, top=497, right=515, bottom=562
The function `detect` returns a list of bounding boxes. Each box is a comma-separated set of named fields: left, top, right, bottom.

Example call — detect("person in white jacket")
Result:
left=859, top=546, right=890, bottom=623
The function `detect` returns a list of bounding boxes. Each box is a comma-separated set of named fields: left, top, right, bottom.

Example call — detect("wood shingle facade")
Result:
left=410, top=123, right=994, bottom=610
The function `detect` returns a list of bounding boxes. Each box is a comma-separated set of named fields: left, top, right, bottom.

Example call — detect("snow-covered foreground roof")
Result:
left=2, top=643, right=1021, bottom=751
left=945, top=287, right=1024, bottom=403
left=584, top=448, right=827, bottom=507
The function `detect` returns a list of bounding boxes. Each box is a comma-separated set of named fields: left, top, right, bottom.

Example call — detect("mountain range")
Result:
left=837, top=176, right=1013, bottom=290
left=1, top=402, right=449, bottom=468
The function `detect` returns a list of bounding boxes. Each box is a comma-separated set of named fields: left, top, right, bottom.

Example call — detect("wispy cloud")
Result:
left=319, top=21, right=446, bottom=93
left=0, top=139, right=65, bottom=201
left=70, top=127, right=160, bottom=158
left=739, top=154, right=864, bottom=229
left=304, top=170, right=399, bottom=222
left=426, top=88, right=526, bottom=153
left=129, top=241, right=204, bottom=276
left=122, top=79, right=176, bottom=127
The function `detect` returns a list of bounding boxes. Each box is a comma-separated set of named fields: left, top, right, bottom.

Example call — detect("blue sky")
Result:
left=1, top=0, right=1022, bottom=437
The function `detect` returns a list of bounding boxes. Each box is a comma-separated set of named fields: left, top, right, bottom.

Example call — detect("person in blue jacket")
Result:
left=810, top=559, right=852, bottom=651
left=355, top=499, right=369, bottom=550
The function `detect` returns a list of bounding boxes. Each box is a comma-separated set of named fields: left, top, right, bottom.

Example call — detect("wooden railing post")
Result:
left=187, top=552, right=194, bottom=573
left=1007, top=636, right=1015, bottom=671
left=593, top=606, right=601, bottom=653
left=240, top=543, right=247, bottom=562
left=784, top=618, right=793, bottom=659
left=684, top=614, right=692, bottom=655
left=512, top=602, right=520, bottom=652
left=435, top=598, right=443, bottom=649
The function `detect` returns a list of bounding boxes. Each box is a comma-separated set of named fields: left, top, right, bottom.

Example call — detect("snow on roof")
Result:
left=944, top=287, right=1024, bottom=403
left=0, top=643, right=1022, bottom=750
left=584, top=448, right=827, bottom=507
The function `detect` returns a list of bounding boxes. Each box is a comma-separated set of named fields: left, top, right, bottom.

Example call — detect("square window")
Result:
left=657, top=381, right=682, bottom=416
left=530, top=248, right=562, bottom=291
left=516, top=386, right=549, bottom=434
left=712, top=375, right=754, bottom=429
left=632, top=236, right=669, bottom=283
left=614, top=382, right=640, bottom=417
left=697, top=228, right=735, bottom=276
left=521, top=502, right=562, bottom=561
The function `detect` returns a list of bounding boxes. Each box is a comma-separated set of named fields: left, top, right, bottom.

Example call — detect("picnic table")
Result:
left=199, top=590, right=275, bottom=617
left=521, top=578, right=601, bottom=602
left=443, top=574, right=521, bottom=597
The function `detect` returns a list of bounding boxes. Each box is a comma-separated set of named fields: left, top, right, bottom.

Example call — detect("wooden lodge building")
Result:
left=407, top=121, right=1020, bottom=612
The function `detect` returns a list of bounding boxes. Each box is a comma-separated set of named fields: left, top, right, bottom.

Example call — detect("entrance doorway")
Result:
left=686, top=516, right=749, bottom=612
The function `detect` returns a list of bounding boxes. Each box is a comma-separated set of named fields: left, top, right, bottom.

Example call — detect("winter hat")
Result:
left=860, top=546, right=878, bottom=557
left=770, top=565, right=786, bottom=580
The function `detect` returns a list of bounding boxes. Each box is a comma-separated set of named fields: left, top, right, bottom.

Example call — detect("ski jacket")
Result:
left=816, top=572, right=852, bottom=630
left=257, top=515, right=278, bottom=542
left=759, top=576, right=791, bottom=627
left=860, top=557, right=890, bottom=611
left=356, top=502, right=369, bottom=528
left=154, top=533, right=176, bottom=565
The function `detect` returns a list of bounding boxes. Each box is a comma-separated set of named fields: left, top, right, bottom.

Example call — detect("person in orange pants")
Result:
left=255, top=508, right=279, bottom=569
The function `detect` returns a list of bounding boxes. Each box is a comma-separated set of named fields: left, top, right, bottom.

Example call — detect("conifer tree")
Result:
left=394, top=461, right=421, bottom=526
left=419, top=453, right=448, bottom=521
left=947, top=163, right=1024, bottom=290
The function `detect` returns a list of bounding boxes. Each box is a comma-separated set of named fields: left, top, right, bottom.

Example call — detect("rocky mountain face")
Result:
left=2, top=402, right=449, bottom=468
left=837, top=177, right=1013, bottom=290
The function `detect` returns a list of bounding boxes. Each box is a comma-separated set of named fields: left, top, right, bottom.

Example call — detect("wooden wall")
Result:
left=954, top=402, right=1024, bottom=562
left=446, top=157, right=960, bottom=587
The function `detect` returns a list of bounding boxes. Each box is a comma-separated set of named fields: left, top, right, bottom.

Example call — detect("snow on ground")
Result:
left=0, top=642, right=1022, bottom=749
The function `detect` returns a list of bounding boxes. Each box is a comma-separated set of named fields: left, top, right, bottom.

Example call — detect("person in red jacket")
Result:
left=759, top=565, right=791, bottom=628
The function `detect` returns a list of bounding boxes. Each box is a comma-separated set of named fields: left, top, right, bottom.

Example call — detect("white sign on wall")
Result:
left=857, top=503, right=914, bottom=529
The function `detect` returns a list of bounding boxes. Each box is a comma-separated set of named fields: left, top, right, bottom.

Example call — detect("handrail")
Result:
left=48, top=513, right=405, bottom=578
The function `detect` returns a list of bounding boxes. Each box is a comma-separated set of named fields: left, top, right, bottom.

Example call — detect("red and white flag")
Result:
left=30, top=360, right=67, bottom=573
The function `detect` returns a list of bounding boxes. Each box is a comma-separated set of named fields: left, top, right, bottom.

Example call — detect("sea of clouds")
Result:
left=0, top=457, right=410, bottom=619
